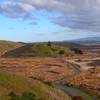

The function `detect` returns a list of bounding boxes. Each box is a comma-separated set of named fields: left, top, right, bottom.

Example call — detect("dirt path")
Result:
left=66, top=57, right=100, bottom=70
left=55, top=58, right=97, bottom=100
left=54, top=58, right=81, bottom=84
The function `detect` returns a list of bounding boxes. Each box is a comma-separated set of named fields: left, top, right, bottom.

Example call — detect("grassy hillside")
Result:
left=0, top=70, right=71, bottom=100
left=2, top=44, right=74, bottom=57
left=0, top=40, right=23, bottom=54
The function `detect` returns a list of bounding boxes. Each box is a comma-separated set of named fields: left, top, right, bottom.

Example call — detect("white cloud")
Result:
left=0, top=1, right=35, bottom=18
left=1, top=0, right=100, bottom=32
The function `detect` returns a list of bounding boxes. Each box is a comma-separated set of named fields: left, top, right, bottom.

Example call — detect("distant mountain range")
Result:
left=73, top=37, right=100, bottom=45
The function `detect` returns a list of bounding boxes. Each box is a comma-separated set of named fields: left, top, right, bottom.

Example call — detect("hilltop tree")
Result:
left=47, top=41, right=52, bottom=46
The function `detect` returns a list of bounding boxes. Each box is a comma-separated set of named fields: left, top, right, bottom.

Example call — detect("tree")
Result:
left=59, top=49, right=65, bottom=55
left=47, top=41, right=51, bottom=46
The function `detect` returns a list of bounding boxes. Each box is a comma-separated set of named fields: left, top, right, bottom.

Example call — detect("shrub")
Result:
left=59, top=49, right=65, bottom=55
left=71, top=48, right=83, bottom=54
left=9, top=92, right=43, bottom=100
left=72, top=96, right=84, bottom=100
left=45, top=82, right=55, bottom=87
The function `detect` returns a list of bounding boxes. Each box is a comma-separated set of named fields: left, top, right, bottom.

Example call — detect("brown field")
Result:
left=0, top=50, right=100, bottom=98
left=66, top=57, right=100, bottom=97
left=0, top=58, right=74, bottom=82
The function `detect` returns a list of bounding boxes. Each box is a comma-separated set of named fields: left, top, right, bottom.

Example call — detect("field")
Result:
left=65, top=56, right=100, bottom=99
left=67, top=67, right=100, bottom=97
left=0, top=41, right=100, bottom=100
left=0, top=56, right=100, bottom=99
left=0, top=58, right=74, bottom=82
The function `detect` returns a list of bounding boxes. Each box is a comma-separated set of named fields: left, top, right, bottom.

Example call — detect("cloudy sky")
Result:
left=0, top=0, right=100, bottom=42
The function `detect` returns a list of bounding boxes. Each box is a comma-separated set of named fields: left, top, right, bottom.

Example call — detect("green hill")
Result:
left=2, top=44, right=74, bottom=57
left=0, top=70, right=71, bottom=100
left=0, top=40, right=23, bottom=55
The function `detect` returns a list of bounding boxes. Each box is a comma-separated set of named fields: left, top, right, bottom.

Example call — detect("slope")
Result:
left=0, top=70, right=71, bottom=100
left=0, top=40, right=23, bottom=55
left=2, top=44, right=74, bottom=57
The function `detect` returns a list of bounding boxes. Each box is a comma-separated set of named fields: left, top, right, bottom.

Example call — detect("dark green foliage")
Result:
left=58, top=49, right=65, bottom=55
left=45, top=82, right=55, bottom=88
left=21, top=93, right=36, bottom=100
left=9, top=92, right=43, bottom=100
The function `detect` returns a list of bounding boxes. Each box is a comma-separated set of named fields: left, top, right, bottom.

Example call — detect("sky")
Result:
left=0, top=0, right=100, bottom=42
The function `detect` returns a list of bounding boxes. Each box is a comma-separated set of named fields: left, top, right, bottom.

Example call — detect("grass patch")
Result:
left=0, top=70, right=71, bottom=100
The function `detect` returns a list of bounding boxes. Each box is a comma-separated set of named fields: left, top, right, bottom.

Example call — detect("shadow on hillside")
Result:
left=1, top=44, right=33, bottom=57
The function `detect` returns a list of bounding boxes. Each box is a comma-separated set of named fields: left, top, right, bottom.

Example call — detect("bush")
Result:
left=72, top=96, right=84, bottom=100
left=71, top=48, right=83, bottom=54
left=45, top=82, right=55, bottom=87
left=59, top=49, right=65, bottom=55
left=9, top=92, right=43, bottom=100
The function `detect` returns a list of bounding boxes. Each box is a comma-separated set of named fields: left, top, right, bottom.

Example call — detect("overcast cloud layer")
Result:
left=0, top=0, right=100, bottom=32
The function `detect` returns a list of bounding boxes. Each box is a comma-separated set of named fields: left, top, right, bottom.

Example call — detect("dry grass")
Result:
left=67, top=68, right=100, bottom=97
left=0, top=58, right=74, bottom=82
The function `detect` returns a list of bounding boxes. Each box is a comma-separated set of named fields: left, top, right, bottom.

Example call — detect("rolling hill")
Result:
left=0, top=40, right=23, bottom=55
left=0, top=70, right=71, bottom=100
left=54, top=41, right=84, bottom=48
left=73, top=37, right=100, bottom=45
left=2, top=43, right=74, bottom=57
